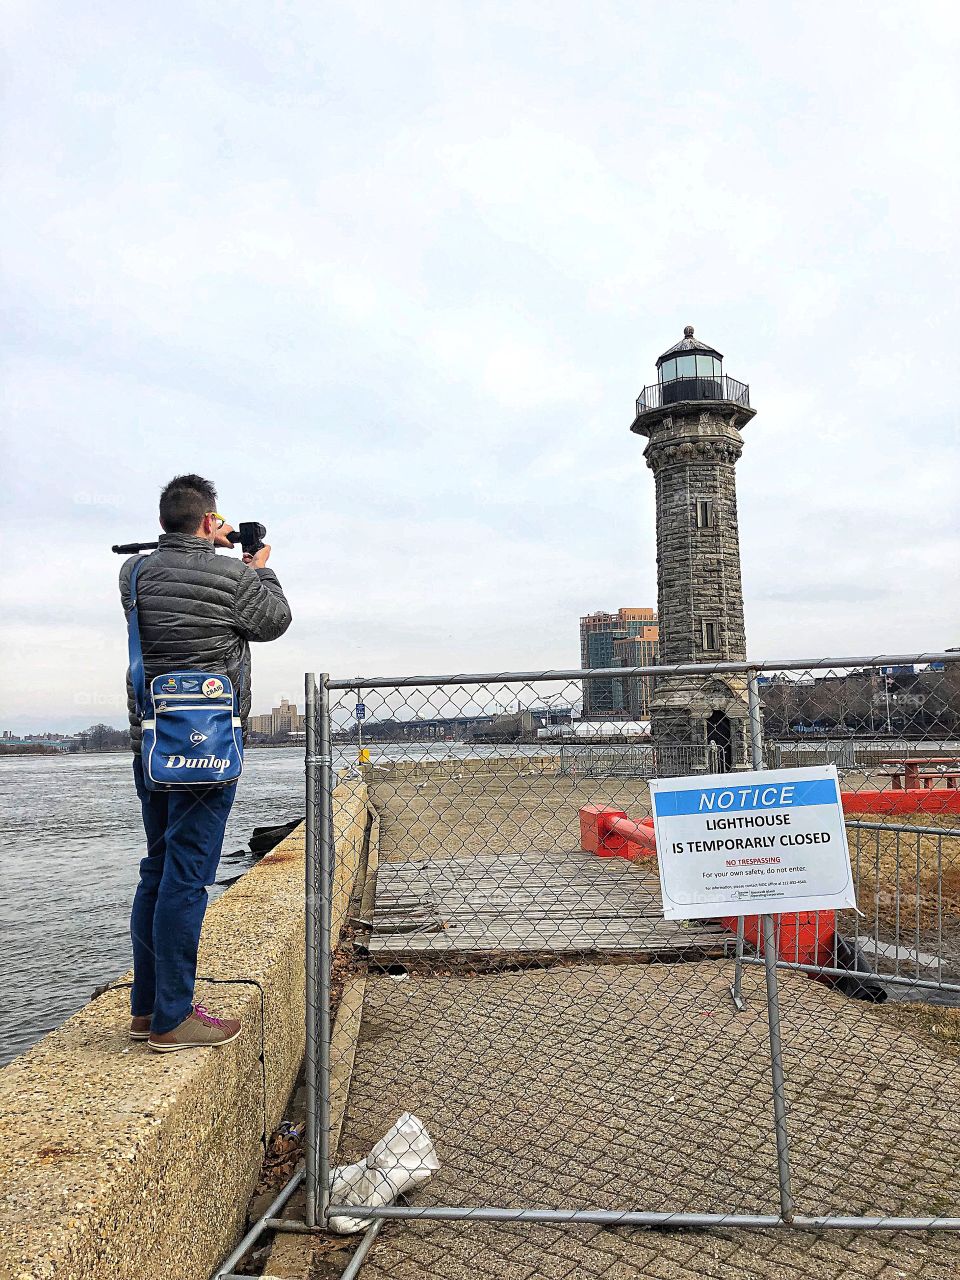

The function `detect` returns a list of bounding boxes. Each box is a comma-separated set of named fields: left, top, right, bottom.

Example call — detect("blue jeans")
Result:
left=130, top=758, right=237, bottom=1034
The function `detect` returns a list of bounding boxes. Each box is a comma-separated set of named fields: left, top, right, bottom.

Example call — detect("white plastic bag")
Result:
left=328, top=1112, right=440, bottom=1234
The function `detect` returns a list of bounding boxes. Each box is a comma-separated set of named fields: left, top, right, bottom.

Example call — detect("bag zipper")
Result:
left=150, top=691, right=232, bottom=700
left=155, top=703, right=232, bottom=713
left=145, top=713, right=242, bottom=726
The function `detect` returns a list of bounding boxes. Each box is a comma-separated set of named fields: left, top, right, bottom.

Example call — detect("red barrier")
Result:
left=578, top=805, right=657, bottom=858
left=841, top=789, right=960, bottom=816
left=718, top=911, right=836, bottom=967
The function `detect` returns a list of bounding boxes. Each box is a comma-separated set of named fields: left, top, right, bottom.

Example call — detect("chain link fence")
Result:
left=304, top=652, right=960, bottom=1279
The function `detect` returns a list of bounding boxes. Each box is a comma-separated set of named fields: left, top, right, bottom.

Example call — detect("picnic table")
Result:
left=880, top=757, right=960, bottom=790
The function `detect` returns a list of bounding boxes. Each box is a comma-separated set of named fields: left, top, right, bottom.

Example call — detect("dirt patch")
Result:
left=368, top=771, right=655, bottom=863
left=884, top=1001, right=960, bottom=1057
left=35, top=1146, right=80, bottom=1162
left=843, top=814, right=960, bottom=970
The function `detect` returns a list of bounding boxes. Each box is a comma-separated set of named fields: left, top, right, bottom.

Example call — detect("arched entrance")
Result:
left=706, top=711, right=733, bottom=771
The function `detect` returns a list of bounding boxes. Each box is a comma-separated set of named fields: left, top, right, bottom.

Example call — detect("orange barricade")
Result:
left=719, top=910, right=836, bottom=967
left=841, top=790, right=960, bottom=816
left=578, top=805, right=657, bottom=858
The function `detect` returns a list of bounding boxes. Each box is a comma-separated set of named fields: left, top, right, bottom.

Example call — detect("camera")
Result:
left=226, top=522, right=267, bottom=557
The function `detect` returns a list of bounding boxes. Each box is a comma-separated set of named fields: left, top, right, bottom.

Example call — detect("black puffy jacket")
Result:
left=119, top=533, right=292, bottom=750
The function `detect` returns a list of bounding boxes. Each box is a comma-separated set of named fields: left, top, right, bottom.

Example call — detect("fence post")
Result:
left=318, top=675, right=334, bottom=1227
left=303, top=673, right=318, bottom=1227
left=762, top=912, right=794, bottom=1222
left=304, top=673, right=333, bottom=1228
left=747, top=668, right=764, bottom=768
left=730, top=670, right=766, bottom=1012
left=749, top=658, right=793, bottom=1219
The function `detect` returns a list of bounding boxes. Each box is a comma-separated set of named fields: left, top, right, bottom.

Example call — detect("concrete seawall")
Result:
left=0, top=778, right=368, bottom=1280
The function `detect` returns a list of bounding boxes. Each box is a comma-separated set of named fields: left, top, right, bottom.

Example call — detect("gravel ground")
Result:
left=368, top=771, right=655, bottom=863
left=336, top=962, right=960, bottom=1280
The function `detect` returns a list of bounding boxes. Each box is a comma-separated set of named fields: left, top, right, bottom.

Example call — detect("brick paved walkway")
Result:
left=336, top=961, right=960, bottom=1280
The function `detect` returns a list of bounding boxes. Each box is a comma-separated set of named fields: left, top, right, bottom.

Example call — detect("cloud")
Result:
left=2, top=1, right=959, bottom=727
left=759, top=584, right=892, bottom=606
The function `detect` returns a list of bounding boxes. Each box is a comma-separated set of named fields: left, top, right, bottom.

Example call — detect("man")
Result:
left=120, top=475, right=291, bottom=1052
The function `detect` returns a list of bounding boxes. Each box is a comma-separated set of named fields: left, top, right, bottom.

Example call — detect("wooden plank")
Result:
left=369, top=929, right=722, bottom=951
left=369, top=848, right=726, bottom=961
left=370, top=938, right=725, bottom=960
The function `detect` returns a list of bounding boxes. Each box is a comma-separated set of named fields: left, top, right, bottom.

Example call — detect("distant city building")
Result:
left=248, top=698, right=304, bottom=738
left=0, top=733, right=73, bottom=751
left=579, top=608, right=659, bottom=717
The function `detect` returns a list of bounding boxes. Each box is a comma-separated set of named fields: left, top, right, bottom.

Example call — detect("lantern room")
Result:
left=656, top=326, right=724, bottom=404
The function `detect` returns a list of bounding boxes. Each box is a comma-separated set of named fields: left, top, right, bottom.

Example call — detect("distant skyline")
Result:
left=2, top=3, right=958, bottom=731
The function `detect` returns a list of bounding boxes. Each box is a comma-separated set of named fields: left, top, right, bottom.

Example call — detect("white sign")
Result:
left=649, top=765, right=855, bottom=919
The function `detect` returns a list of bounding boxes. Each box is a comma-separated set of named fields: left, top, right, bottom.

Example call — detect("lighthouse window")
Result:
left=702, top=620, right=720, bottom=651
left=695, top=498, right=715, bottom=529
left=661, top=353, right=721, bottom=382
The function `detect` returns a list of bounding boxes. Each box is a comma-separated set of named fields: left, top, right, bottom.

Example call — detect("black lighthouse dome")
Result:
left=631, top=326, right=751, bottom=424
left=656, top=325, right=723, bottom=404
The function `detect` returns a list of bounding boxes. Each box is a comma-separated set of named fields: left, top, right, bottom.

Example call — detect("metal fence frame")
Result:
left=558, top=741, right=727, bottom=777
left=304, top=651, right=960, bottom=1242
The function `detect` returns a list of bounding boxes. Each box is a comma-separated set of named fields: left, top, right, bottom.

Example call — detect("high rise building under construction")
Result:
left=579, top=608, right=659, bottom=718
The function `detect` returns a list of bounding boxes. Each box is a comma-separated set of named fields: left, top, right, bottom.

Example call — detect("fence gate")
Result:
left=304, top=654, right=960, bottom=1278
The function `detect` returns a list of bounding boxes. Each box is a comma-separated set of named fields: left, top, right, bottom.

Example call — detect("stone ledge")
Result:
left=0, top=779, right=368, bottom=1280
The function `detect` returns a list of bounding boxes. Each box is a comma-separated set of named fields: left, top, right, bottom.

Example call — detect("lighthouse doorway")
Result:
left=706, top=711, right=733, bottom=771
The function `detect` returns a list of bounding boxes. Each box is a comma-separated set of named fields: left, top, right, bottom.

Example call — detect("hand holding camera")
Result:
left=225, top=522, right=269, bottom=568
left=226, top=521, right=270, bottom=567
left=242, top=544, right=271, bottom=569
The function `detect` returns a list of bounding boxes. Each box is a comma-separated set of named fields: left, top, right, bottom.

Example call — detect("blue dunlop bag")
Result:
left=127, top=557, right=243, bottom=789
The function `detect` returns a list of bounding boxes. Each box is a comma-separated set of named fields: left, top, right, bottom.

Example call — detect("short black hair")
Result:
left=159, top=474, right=218, bottom=534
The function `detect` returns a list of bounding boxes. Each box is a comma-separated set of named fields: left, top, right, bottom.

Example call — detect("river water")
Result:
left=0, top=747, right=307, bottom=1066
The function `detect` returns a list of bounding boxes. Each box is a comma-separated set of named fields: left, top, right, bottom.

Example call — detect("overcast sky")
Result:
left=2, top=2, right=958, bottom=730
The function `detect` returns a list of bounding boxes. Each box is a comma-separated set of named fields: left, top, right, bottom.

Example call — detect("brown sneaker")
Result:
left=148, top=1005, right=241, bottom=1053
left=130, top=1016, right=152, bottom=1040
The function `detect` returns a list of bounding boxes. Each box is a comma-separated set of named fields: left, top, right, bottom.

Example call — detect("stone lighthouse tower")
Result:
left=630, top=327, right=755, bottom=771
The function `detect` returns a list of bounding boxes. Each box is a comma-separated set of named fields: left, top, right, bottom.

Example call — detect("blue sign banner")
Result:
left=653, top=777, right=838, bottom=818
left=355, top=703, right=366, bottom=721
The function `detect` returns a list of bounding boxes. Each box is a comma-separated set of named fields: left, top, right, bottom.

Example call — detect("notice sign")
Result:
left=649, top=765, right=855, bottom=919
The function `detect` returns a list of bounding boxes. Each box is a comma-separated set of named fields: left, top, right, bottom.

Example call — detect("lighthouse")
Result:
left=630, top=326, right=755, bottom=771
